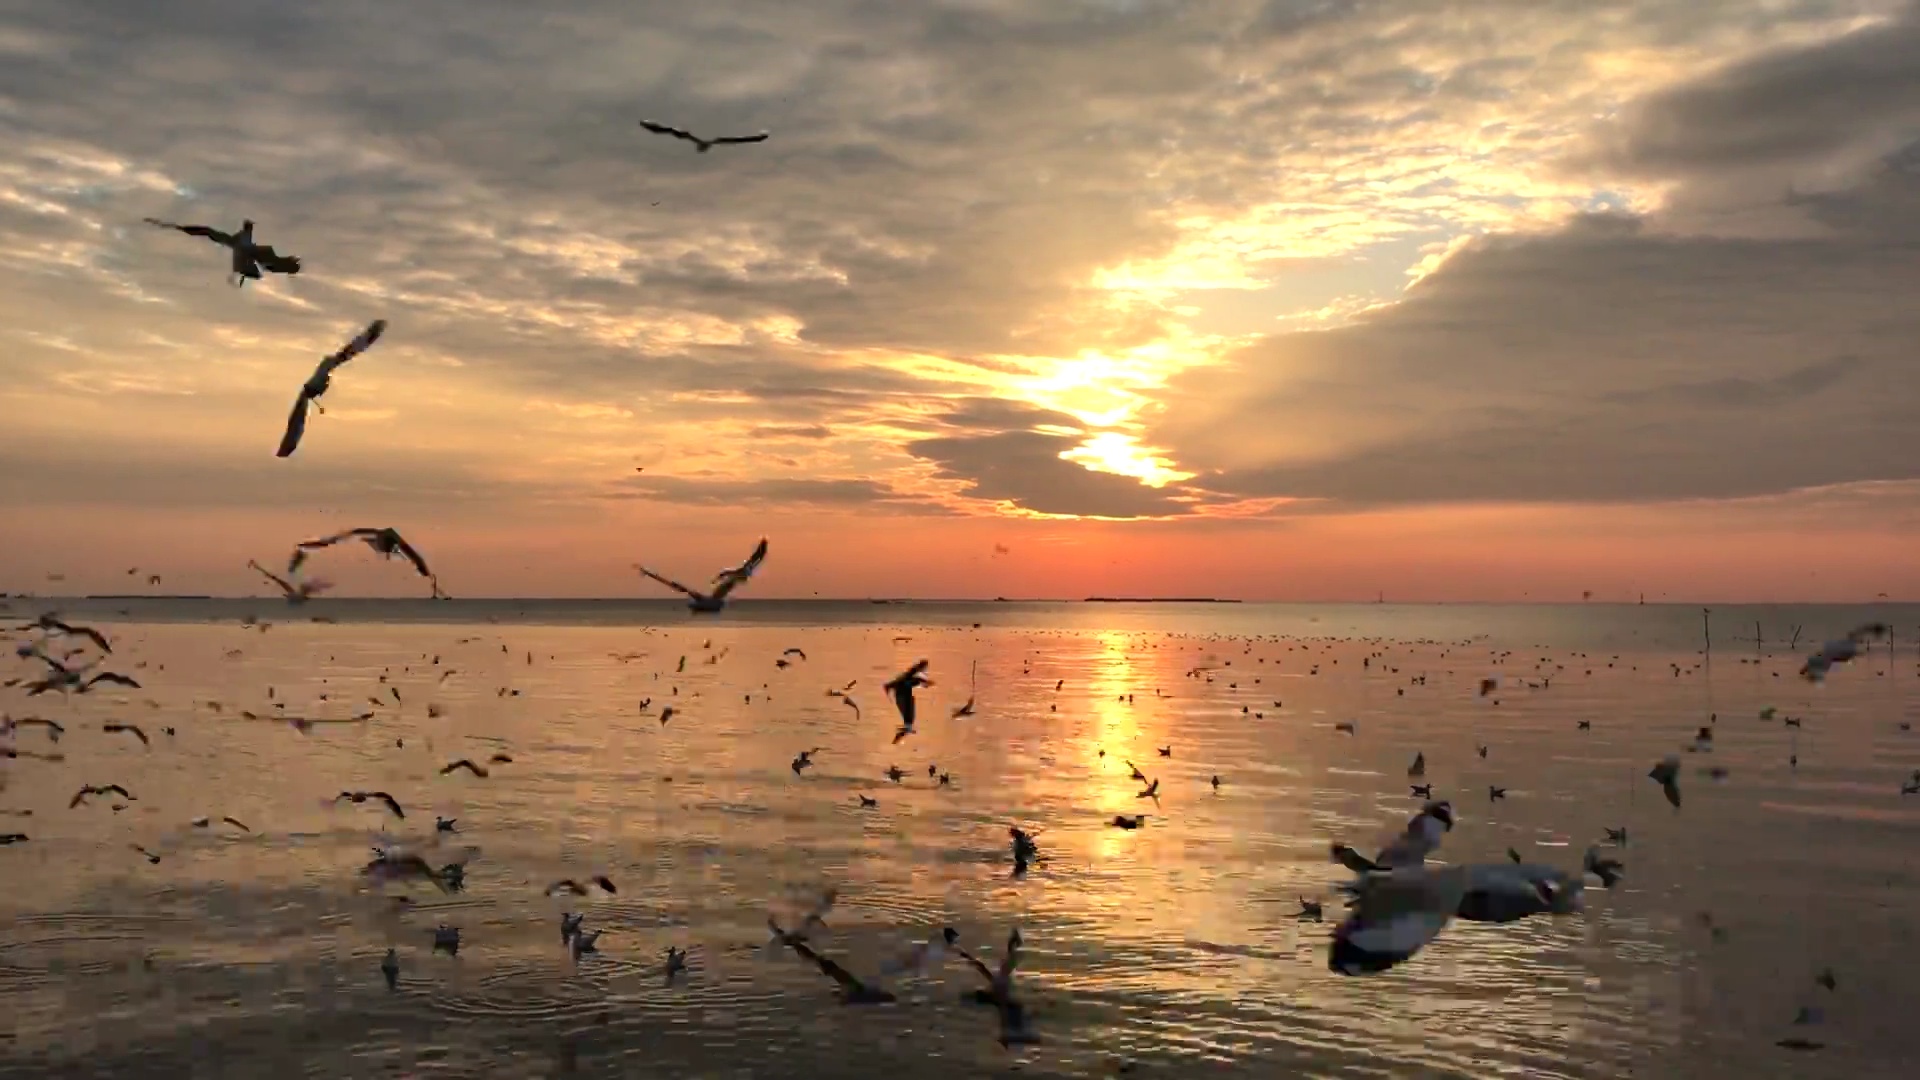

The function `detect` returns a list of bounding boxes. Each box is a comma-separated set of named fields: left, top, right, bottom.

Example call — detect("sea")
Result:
left=1, top=598, right=1917, bottom=1079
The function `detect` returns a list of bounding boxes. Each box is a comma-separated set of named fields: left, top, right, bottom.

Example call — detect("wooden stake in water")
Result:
left=1755, top=620, right=1763, bottom=658
left=1702, top=607, right=1712, bottom=658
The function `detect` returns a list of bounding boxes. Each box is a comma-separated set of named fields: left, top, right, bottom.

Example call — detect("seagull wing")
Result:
left=70, top=626, right=113, bottom=654
left=387, top=534, right=433, bottom=579
left=373, top=792, right=405, bottom=819
left=314, top=320, right=386, bottom=380
left=785, top=938, right=867, bottom=993
left=951, top=945, right=999, bottom=988
left=252, top=246, right=302, bottom=275
left=276, top=395, right=312, bottom=458
left=995, top=929, right=1021, bottom=983
left=637, top=567, right=701, bottom=599
left=144, top=218, right=233, bottom=245
left=88, top=673, right=142, bottom=691
left=639, top=120, right=700, bottom=143
left=1329, top=867, right=1470, bottom=975
left=711, top=132, right=771, bottom=147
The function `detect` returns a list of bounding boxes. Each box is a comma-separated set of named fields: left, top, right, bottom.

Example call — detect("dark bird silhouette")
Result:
left=857, top=794, right=878, bottom=808
left=636, top=537, right=768, bottom=613
left=21, top=650, right=141, bottom=696
left=3, top=717, right=65, bottom=742
left=290, top=527, right=432, bottom=586
left=951, top=928, right=1038, bottom=1046
left=638, top=119, right=771, bottom=153
left=14, top=613, right=112, bottom=654
left=70, top=784, right=135, bottom=808
left=102, top=722, right=149, bottom=746
left=1584, top=846, right=1625, bottom=888
left=132, top=844, right=162, bottom=864
left=248, top=560, right=330, bottom=605
left=1110, top=814, right=1147, bottom=829
left=1407, top=752, right=1426, bottom=778
left=276, top=320, right=387, bottom=457
left=782, top=648, right=807, bottom=661
left=547, top=876, right=617, bottom=897
left=766, top=917, right=895, bottom=1004
left=885, top=659, right=931, bottom=741
left=1650, top=756, right=1683, bottom=809
left=439, top=759, right=490, bottom=778
left=1410, top=783, right=1433, bottom=798
left=334, top=790, right=406, bottom=819
left=142, top=216, right=300, bottom=287
left=1487, top=785, right=1507, bottom=802
left=0, top=834, right=27, bottom=845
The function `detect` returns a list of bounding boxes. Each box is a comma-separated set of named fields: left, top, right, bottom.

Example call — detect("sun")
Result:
left=1059, top=432, right=1195, bottom=487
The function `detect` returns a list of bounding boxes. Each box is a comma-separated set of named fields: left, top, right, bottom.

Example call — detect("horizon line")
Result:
left=6, top=594, right=1913, bottom=607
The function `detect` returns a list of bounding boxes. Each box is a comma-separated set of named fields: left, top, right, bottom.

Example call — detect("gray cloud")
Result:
left=0, top=0, right=1900, bottom=545
left=1153, top=158, right=1920, bottom=506
left=1577, top=7, right=1920, bottom=181
left=746, top=424, right=832, bottom=439
left=607, top=473, right=943, bottom=512
left=907, top=429, right=1200, bottom=518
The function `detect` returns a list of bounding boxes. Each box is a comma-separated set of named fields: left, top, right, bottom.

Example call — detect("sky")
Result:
left=3, top=0, right=1920, bottom=602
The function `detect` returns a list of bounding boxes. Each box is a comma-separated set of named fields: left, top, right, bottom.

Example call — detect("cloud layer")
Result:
left=1, top=0, right=1916, bottom=595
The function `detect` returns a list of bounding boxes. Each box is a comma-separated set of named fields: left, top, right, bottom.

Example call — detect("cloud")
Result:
left=1575, top=7, right=1920, bottom=183
left=1151, top=170, right=1920, bottom=506
left=0, top=0, right=1910, bottom=593
left=608, top=472, right=945, bottom=512
left=907, top=428, right=1202, bottom=518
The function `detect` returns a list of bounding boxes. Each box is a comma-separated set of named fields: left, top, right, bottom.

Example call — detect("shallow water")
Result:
left=2, top=601, right=1918, bottom=1078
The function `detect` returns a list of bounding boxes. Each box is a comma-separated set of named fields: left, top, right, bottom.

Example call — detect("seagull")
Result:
left=333, top=790, right=405, bottom=819
left=70, top=784, right=135, bottom=808
left=951, top=928, right=1039, bottom=1046
left=1296, top=898, right=1323, bottom=921
left=248, top=560, right=331, bottom=605
left=1650, top=756, right=1682, bottom=809
left=432, top=925, right=460, bottom=956
left=1407, top=752, right=1426, bottom=778
left=638, top=119, right=771, bottom=153
left=665, top=946, right=689, bottom=984
left=1604, top=827, right=1628, bottom=846
left=856, top=795, right=878, bottom=809
left=142, top=216, right=301, bottom=287
left=1409, top=784, right=1433, bottom=798
left=791, top=748, right=824, bottom=775
left=636, top=537, right=768, bottom=613
left=132, top=844, right=162, bottom=864
left=0, top=834, right=28, bottom=845
left=3, top=716, right=65, bottom=742
left=569, top=928, right=603, bottom=961
left=1453, top=861, right=1585, bottom=923
left=1800, top=622, right=1888, bottom=682
left=1332, top=801, right=1456, bottom=877
left=884, top=659, right=931, bottom=742
left=20, top=649, right=141, bottom=696
left=1487, top=785, right=1507, bottom=802
left=1331, top=864, right=1530, bottom=975
left=102, top=723, right=149, bottom=746
left=1124, top=760, right=1147, bottom=781
left=546, top=877, right=617, bottom=897
left=560, top=912, right=586, bottom=944
left=381, top=948, right=399, bottom=990
left=1334, top=721, right=1357, bottom=735
left=767, top=916, right=895, bottom=1003
left=1583, top=846, right=1625, bottom=888
left=14, top=613, right=111, bottom=654
left=439, top=759, right=490, bottom=778
left=290, top=527, right=433, bottom=586
left=1136, top=778, right=1160, bottom=805
left=1110, top=814, right=1147, bottom=829
left=275, top=319, right=387, bottom=458
left=190, top=816, right=251, bottom=832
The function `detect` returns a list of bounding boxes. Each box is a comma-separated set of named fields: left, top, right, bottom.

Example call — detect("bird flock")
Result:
left=4, top=595, right=1903, bottom=1069
left=4, top=122, right=1910, bottom=1066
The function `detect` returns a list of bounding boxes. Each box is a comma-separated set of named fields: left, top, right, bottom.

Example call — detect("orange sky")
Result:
left=3, top=1, right=1919, bottom=600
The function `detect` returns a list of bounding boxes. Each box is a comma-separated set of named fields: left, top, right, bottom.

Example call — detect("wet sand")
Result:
left=3, top=603, right=1919, bottom=1078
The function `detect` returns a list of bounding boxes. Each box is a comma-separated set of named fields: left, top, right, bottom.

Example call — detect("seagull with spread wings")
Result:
left=248, top=560, right=331, bottom=605
left=275, top=319, right=387, bottom=458
left=638, top=119, right=770, bottom=153
left=14, top=613, right=112, bottom=654
left=636, top=537, right=769, bottom=613
left=290, top=526, right=433, bottom=585
left=21, top=647, right=141, bottom=697
left=142, top=216, right=302, bottom=287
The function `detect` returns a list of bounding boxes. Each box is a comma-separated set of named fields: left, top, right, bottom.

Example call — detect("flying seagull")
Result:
left=290, top=527, right=432, bottom=586
left=102, top=722, right=150, bottom=746
left=766, top=916, right=895, bottom=1004
left=276, top=319, right=387, bottom=458
left=885, top=659, right=932, bottom=742
left=70, top=784, right=136, bottom=808
left=1650, top=756, right=1682, bottom=809
left=21, top=649, right=141, bottom=696
left=546, top=876, right=617, bottom=897
left=14, top=613, right=112, bottom=654
left=142, top=216, right=301, bottom=287
left=638, top=119, right=770, bottom=153
left=636, top=537, right=769, bottom=613
left=1330, top=864, right=1561, bottom=975
left=440, top=759, right=491, bottom=778
left=248, top=560, right=331, bottom=605
left=333, top=790, right=406, bottom=819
